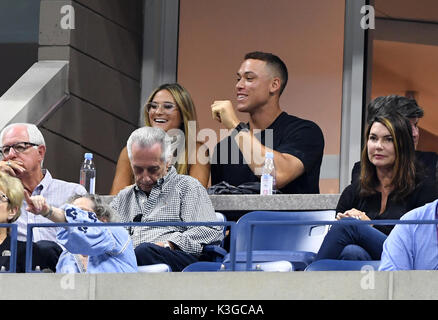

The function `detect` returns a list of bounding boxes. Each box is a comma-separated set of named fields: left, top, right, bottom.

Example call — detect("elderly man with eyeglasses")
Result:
left=0, top=123, right=86, bottom=272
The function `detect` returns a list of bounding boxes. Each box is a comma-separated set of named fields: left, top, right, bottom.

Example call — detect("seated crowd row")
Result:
left=0, top=51, right=437, bottom=272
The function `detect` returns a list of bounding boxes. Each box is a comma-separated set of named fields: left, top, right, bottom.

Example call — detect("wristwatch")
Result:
left=164, top=242, right=172, bottom=249
left=234, top=122, right=250, bottom=133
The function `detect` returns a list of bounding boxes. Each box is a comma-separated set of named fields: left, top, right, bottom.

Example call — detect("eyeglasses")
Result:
left=146, top=102, right=177, bottom=113
left=0, top=192, right=9, bottom=203
left=0, top=142, right=39, bottom=157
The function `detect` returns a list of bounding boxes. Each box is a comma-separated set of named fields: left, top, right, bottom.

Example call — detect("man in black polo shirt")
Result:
left=210, top=51, right=324, bottom=194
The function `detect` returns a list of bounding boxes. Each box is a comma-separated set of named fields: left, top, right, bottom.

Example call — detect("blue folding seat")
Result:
left=199, top=212, right=228, bottom=262
left=304, top=259, right=381, bottom=271
left=222, top=210, right=336, bottom=270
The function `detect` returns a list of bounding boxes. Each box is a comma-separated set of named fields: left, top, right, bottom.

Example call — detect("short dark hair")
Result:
left=366, top=95, right=424, bottom=124
left=244, top=51, right=288, bottom=95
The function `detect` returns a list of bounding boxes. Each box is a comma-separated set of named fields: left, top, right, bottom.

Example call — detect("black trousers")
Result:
left=134, top=243, right=197, bottom=272
left=33, top=240, right=62, bottom=272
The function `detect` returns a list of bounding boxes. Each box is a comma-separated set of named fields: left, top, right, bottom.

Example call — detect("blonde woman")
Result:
left=0, top=171, right=27, bottom=271
left=110, top=83, right=209, bottom=194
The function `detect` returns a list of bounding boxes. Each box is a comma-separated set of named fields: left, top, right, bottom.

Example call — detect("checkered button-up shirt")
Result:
left=110, top=167, right=224, bottom=256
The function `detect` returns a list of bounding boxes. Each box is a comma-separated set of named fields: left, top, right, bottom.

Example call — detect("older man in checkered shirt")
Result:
left=110, top=126, right=223, bottom=271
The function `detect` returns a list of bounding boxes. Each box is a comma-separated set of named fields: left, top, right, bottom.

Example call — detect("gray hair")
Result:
left=0, top=123, right=46, bottom=165
left=126, top=126, right=172, bottom=163
left=0, top=123, right=46, bottom=146
left=68, top=194, right=119, bottom=222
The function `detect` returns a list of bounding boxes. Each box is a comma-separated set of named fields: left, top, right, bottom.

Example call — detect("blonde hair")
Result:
left=0, top=172, right=24, bottom=223
left=143, top=83, right=197, bottom=175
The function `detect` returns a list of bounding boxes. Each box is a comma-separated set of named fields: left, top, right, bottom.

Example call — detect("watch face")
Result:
left=236, top=122, right=249, bottom=132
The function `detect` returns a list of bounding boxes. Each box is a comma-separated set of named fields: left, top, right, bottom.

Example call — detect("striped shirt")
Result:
left=15, top=169, right=87, bottom=242
left=110, top=166, right=223, bottom=256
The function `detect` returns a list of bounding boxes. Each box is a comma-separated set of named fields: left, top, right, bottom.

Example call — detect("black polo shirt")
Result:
left=210, top=112, right=324, bottom=194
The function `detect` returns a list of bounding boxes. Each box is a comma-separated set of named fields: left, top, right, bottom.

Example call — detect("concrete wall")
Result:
left=1, top=271, right=437, bottom=300
left=0, top=0, right=40, bottom=96
left=37, top=0, right=143, bottom=194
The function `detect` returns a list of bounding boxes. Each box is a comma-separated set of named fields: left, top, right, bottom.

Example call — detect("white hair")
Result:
left=0, top=123, right=46, bottom=166
left=126, top=126, right=172, bottom=163
left=0, top=123, right=46, bottom=146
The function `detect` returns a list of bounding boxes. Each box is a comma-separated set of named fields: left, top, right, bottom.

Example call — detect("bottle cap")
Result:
left=84, top=153, right=93, bottom=160
left=265, top=152, right=274, bottom=159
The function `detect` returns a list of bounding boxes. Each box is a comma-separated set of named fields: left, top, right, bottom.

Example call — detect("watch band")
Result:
left=164, top=242, right=171, bottom=249
left=234, top=122, right=250, bottom=133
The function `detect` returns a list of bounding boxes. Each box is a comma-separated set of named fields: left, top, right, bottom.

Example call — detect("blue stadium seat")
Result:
left=222, top=210, right=336, bottom=270
left=304, top=259, right=381, bottom=271
left=199, top=212, right=228, bottom=262
left=182, top=260, right=294, bottom=272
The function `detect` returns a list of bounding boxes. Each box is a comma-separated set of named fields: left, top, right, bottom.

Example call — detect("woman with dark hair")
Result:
left=315, top=112, right=437, bottom=261
left=110, top=83, right=210, bottom=194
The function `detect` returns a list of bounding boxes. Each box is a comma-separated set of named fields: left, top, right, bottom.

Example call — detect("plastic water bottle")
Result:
left=79, top=153, right=96, bottom=194
left=260, top=152, right=276, bottom=195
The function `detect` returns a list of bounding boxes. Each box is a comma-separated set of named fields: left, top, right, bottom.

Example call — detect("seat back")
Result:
left=304, top=259, right=381, bottom=271
left=235, top=210, right=336, bottom=253
left=199, top=212, right=228, bottom=262
left=138, top=264, right=172, bottom=272
left=215, top=211, right=227, bottom=240
left=182, top=260, right=294, bottom=272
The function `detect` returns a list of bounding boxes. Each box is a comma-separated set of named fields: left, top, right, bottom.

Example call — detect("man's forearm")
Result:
left=233, top=131, right=305, bottom=188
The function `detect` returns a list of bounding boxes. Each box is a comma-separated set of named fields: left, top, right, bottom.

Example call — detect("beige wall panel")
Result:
left=319, top=178, right=340, bottom=195
left=372, top=40, right=438, bottom=137
left=375, top=0, right=438, bottom=22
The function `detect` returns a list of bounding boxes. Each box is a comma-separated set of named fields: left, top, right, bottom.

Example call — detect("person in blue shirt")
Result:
left=25, top=192, right=138, bottom=273
left=379, top=199, right=438, bottom=271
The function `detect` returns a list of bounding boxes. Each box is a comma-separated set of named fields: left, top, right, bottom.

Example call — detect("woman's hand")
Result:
left=336, top=208, right=370, bottom=221
left=24, top=191, right=66, bottom=222
left=24, top=191, right=51, bottom=216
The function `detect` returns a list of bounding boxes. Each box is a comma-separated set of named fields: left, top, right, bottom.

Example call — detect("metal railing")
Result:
left=0, top=224, right=18, bottom=273
left=6, top=218, right=437, bottom=272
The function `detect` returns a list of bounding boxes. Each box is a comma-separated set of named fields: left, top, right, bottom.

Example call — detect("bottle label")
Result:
left=89, top=177, right=95, bottom=194
left=260, top=174, right=273, bottom=195
left=79, top=170, right=96, bottom=194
